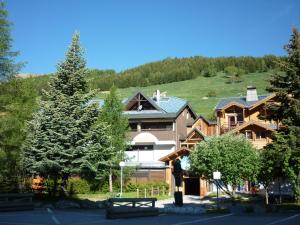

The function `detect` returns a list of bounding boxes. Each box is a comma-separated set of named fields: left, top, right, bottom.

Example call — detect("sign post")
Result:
left=213, top=171, right=221, bottom=209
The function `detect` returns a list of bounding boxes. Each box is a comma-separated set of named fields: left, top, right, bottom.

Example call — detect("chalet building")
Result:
left=93, top=90, right=197, bottom=184
left=215, top=86, right=277, bottom=149
left=160, top=86, right=278, bottom=196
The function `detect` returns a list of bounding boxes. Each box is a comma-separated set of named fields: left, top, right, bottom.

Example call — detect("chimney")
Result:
left=156, top=89, right=160, bottom=103
left=246, top=86, right=258, bottom=102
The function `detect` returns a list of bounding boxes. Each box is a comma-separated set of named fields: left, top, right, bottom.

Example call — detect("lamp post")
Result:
left=119, top=161, right=125, bottom=197
left=213, top=171, right=221, bottom=209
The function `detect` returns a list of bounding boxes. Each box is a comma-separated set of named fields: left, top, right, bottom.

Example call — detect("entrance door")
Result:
left=184, top=178, right=200, bottom=196
left=228, top=116, right=236, bottom=128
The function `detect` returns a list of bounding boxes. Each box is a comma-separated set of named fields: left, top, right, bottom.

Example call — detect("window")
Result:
left=245, top=130, right=253, bottom=139
left=129, top=123, right=138, bottom=131
left=141, top=122, right=173, bottom=130
left=127, top=145, right=154, bottom=151
left=256, top=131, right=266, bottom=139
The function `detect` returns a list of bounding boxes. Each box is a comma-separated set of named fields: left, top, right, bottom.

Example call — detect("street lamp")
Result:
left=119, top=161, right=125, bottom=197
left=213, top=171, right=221, bottom=208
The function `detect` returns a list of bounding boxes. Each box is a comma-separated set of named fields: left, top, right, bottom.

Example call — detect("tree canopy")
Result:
left=190, top=134, right=260, bottom=197
left=22, top=33, right=112, bottom=194
left=0, top=2, right=22, bottom=80
left=265, top=27, right=300, bottom=202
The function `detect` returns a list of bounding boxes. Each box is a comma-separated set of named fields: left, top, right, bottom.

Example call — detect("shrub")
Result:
left=124, top=182, right=169, bottom=193
left=67, top=177, right=90, bottom=194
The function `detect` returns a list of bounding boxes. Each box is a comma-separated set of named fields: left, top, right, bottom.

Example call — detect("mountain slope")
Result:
left=97, top=72, right=273, bottom=118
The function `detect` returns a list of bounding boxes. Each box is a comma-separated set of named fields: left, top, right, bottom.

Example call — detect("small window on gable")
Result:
left=126, top=93, right=156, bottom=111
left=186, top=112, right=189, bottom=119
left=245, top=130, right=253, bottom=140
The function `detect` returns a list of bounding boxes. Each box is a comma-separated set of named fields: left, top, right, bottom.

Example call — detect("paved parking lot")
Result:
left=0, top=209, right=299, bottom=225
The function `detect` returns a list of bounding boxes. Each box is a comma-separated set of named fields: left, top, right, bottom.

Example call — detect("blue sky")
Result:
left=6, top=0, right=300, bottom=74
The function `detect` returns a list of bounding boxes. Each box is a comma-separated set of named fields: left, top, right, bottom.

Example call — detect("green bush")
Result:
left=124, top=182, right=169, bottom=193
left=67, top=177, right=90, bottom=194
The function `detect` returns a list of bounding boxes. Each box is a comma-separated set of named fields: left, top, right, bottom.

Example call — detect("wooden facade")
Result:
left=216, top=92, right=277, bottom=149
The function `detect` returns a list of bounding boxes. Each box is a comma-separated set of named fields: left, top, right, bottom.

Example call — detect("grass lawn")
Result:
left=95, top=72, right=273, bottom=118
left=72, top=192, right=172, bottom=201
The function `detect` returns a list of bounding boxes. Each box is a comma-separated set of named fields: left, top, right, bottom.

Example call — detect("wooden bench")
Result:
left=0, top=193, right=34, bottom=212
left=106, top=198, right=159, bottom=219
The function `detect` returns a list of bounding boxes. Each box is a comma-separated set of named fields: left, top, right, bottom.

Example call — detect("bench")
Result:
left=106, top=198, right=159, bottom=219
left=0, top=193, right=34, bottom=212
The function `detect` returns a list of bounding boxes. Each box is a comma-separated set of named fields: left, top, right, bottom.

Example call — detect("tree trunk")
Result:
left=265, top=187, right=269, bottom=205
left=296, top=172, right=300, bottom=203
left=109, top=167, right=113, bottom=193
left=278, top=177, right=282, bottom=204
left=231, top=185, right=237, bottom=199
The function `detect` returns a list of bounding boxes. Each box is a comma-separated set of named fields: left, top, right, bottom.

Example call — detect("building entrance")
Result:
left=184, top=177, right=200, bottom=196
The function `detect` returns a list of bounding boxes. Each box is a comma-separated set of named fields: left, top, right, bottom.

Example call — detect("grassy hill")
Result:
left=96, top=72, right=273, bottom=118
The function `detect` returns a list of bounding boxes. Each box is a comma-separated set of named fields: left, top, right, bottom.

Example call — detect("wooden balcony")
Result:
left=220, top=121, right=244, bottom=134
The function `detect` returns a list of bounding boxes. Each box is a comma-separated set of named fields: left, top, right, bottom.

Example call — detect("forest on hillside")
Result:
left=87, top=55, right=281, bottom=90
left=28, top=55, right=282, bottom=94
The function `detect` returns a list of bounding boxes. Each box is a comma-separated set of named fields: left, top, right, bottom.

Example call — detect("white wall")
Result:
left=126, top=145, right=175, bottom=162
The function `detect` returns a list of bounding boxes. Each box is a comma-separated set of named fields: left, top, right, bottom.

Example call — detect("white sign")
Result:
left=119, top=161, right=125, bottom=167
left=213, top=171, right=221, bottom=180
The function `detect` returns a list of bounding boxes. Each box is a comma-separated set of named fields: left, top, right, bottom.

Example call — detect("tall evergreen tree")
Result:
left=22, top=33, right=112, bottom=194
left=0, top=2, right=22, bottom=80
left=0, top=2, right=36, bottom=192
left=266, top=27, right=300, bottom=202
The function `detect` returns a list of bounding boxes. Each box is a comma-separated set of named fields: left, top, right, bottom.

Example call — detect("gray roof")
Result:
left=215, top=94, right=272, bottom=110
left=91, top=91, right=196, bottom=119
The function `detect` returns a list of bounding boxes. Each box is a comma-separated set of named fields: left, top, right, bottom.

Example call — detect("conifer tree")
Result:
left=266, top=27, right=300, bottom=202
left=22, top=33, right=111, bottom=194
left=0, top=2, right=22, bottom=80
left=0, top=2, right=36, bottom=192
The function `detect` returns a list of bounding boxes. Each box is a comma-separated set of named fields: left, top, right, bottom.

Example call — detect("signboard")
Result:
left=213, top=171, right=221, bottom=180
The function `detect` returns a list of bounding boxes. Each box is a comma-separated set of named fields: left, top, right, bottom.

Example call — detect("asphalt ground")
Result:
left=0, top=208, right=299, bottom=225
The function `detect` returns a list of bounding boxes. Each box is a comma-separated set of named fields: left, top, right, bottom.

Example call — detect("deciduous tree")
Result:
left=190, top=134, right=260, bottom=198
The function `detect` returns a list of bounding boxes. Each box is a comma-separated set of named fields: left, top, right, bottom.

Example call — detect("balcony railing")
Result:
left=220, top=121, right=244, bottom=134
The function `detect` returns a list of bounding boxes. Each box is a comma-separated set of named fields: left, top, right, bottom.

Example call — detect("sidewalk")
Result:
left=157, top=195, right=212, bottom=214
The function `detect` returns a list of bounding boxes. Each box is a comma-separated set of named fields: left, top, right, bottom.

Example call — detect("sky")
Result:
left=6, top=0, right=300, bottom=74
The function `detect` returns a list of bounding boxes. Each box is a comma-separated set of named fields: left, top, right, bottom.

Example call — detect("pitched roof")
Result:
left=229, top=121, right=276, bottom=133
left=92, top=91, right=197, bottom=119
left=215, top=94, right=273, bottom=110
left=193, top=115, right=217, bottom=126
left=186, top=127, right=207, bottom=140
left=123, top=91, right=162, bottom=111
left=159, top=147, right=191, bottom=162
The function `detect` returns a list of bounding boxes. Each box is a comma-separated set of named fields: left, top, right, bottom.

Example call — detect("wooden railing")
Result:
left=220, top=121, right=244, bottom=134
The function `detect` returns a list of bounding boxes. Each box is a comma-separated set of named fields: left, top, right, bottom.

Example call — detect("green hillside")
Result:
left=97, top=72, right=273, bottom=118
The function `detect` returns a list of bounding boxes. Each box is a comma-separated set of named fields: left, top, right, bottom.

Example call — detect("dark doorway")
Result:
left=184, top=177, right=200, bottom=196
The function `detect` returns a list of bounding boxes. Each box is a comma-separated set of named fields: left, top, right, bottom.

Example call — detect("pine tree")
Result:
left=266, top=27, right=300, bottom=202
left=100, top=85, right=129, bottom=192
left=0, top=2, right=22, bottom=80
left=0, top=2, right=36, bottom=192
left=22, top=33, right=111, bottom=194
